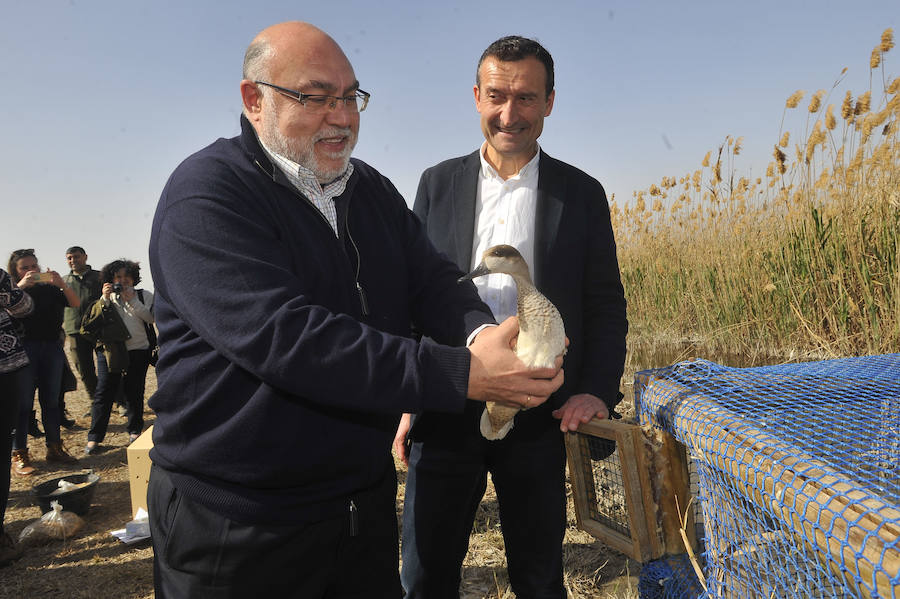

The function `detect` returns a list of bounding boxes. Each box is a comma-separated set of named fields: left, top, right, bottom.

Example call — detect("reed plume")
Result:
left=785, top=90, right=805, bottom=108
left=888, top=77, right=900, bottom=95
left=808, top=90, right=824, bottom=113
left=841, top=91, right=854, bottom=120
left=774, top=145, right=787, bottom=174
left=854, top=91, right=871, bottom=115
left=805, top=121, right=825, bottom=163
left=825, top=105, right=836, bottom=130
left=871, top=48, right=882, bottom=69
left=881, top=28, right=894, bottom=53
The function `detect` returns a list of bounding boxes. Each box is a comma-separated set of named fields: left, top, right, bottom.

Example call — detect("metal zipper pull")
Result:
left=349, top=500, right=359, bottom=537
left=356, top=283, right=369, bottom=316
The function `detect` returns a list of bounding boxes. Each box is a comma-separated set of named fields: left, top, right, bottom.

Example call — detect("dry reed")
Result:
left=613, top=28, right=899, bottom=358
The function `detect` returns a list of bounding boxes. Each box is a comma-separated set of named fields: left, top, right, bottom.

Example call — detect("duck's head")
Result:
left=459, top=244, right=532, bottom=283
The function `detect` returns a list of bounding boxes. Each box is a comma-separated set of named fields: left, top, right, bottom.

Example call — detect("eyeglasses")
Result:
left=11, top=249, right=35, bottom=259
left=254, top=81, right=370, bottom=113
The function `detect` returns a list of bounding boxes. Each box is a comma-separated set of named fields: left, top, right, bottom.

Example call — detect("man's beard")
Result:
left=260, top=94, right=357, bottom=184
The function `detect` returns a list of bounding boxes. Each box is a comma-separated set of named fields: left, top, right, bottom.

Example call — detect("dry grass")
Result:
left=613, top=27, right=899, bottom=358
left=0, top=357, right=644, bottom=599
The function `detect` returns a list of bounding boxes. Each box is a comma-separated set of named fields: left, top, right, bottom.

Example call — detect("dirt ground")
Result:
left=1, top=368, right=157, bottom=599
left=0, top=364, right=640, bottom=599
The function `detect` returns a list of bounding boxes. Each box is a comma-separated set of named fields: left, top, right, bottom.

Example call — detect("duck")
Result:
left=460, top=244, right=566, bottom=440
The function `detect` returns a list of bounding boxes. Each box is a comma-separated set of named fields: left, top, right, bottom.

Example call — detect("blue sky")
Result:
left=2, top=0, right=896, bottom=290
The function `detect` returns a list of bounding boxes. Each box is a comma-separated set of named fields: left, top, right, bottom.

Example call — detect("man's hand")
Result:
left=467, top=317, right=563, bottom=410
left=393, top=413, right=412, bottom=467
left=552, top=393, right=609, bottom=432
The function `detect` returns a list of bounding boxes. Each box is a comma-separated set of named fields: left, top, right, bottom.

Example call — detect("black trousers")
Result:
left=0, top=367, right=24, bottom=533
left=401, top=426, right=568, bottom=598
left=148, top=464, right=402, bottom=598
left=89, top=348, right=150, bottom=441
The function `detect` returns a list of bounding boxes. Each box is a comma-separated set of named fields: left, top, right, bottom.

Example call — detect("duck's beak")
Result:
left=458, top=261, right=491, bottom=283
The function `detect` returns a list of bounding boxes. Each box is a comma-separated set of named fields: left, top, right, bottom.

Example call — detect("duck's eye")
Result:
left=491, top=246, right=516, bottom=257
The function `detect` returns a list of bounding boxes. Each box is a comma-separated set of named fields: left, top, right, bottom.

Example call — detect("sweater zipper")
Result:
left=254, top=158, right=368, bottom=316
left=349, top=499, right=359, bottom=536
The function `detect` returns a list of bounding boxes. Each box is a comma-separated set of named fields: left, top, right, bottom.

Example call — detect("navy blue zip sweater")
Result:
left=148, top=116, right=495, bottom=524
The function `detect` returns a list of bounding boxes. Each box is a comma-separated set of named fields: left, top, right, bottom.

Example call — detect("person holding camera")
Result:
left=7, top=249, right=81, bottom=475
left=84, top=259, right=154, bottom=455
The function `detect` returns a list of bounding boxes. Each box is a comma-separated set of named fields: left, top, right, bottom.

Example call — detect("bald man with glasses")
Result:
left=147, top=21, right=564, bottom=598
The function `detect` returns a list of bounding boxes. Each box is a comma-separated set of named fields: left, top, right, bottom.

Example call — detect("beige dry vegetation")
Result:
left=613, top=28, right=899, bottom=359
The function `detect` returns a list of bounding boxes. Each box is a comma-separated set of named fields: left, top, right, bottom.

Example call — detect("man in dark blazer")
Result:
left=394, top=36, right=627, bottom=598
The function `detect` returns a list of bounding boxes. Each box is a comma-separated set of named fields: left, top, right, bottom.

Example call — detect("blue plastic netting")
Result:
left=638, top=554, right=705, bottom=599
left=636, top=354, right=900, bottom=599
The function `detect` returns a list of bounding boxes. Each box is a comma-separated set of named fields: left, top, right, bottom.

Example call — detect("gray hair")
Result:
left=242, top=39, right=275, bottom=116
left=242, top=38, right=274, bottom=81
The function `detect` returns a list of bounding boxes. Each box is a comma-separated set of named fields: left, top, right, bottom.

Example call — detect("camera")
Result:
left=35, top=272, right=54, bottom=283
left=112, top=283, right=123, bottom=293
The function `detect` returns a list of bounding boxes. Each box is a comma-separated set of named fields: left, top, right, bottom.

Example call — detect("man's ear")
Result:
left=544, top=89, right=555, bottom=117
left=240, top=80, right=264, bottom=122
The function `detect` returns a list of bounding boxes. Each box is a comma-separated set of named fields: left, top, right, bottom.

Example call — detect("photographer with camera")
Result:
left=84, top=259, right=154, bottom=455
left=6, top=249, right=81, bottom=475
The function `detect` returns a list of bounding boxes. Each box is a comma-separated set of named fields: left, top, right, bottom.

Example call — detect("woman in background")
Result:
left=85, top=259, right=154, bottom=454
left=7, top=249, right=80, bottom=475
left=0, top=267, right=33, bottom=564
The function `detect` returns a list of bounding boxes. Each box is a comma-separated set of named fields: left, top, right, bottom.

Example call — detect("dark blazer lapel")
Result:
left=534, top=150, right=565, bottom=288
left=452, top=151, right=481, bottom=270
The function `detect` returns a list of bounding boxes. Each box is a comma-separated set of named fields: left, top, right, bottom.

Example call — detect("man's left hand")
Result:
left=392, top=413, right=412, bottom=467
left=551, top=393, right=609, bottom=432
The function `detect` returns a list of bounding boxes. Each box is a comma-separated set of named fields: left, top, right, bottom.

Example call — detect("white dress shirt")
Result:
left=470, top=142, right=540, bottom=322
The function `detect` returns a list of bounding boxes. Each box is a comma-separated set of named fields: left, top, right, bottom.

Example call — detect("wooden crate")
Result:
left=565, top=419, right=696, bottom=563
left=126, top=425, right=154, bottom=518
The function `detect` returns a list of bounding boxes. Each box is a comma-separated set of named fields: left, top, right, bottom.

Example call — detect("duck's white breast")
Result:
left=516, top=294, right=566, bottom=369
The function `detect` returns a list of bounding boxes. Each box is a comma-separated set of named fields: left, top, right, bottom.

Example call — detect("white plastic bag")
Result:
left=49, top=479, right=90, bottom=495
left=18, top=500, right=85, bottom=544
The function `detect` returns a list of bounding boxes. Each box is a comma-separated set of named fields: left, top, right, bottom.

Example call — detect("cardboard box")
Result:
left=127, top=425, right=154, bottom=518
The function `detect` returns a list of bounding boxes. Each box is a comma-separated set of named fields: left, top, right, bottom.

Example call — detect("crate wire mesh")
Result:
left=636, top=354, right=900, bottom=599
left=572, top=434, right=630, bottom=537
left=565, top=418, right=695, bottom=564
